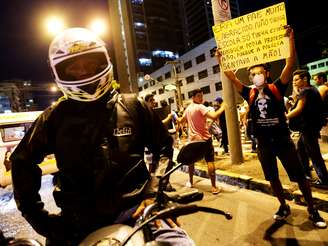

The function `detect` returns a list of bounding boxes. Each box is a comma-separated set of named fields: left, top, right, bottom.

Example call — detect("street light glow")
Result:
left=45, top=16, right=65, bottom=36
left=89, top=19, right=107, bottom=36
left=50, top=85, right=58, bottom=92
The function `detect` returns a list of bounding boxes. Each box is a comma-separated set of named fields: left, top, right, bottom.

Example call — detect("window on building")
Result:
left=212, top=64, right=220, bottom=74
left=210, top=47, right=217, bottom=57
left=134, top=22, right=145, bottom=28
left=196, top=54, right=206, bottom=64
left=215, top=81, right=222, bottom=91
left=165, top=71, right=171, bottom=79
left=157, top=76, right=163, bottom=82
left=198, top=69, right=208, bottom=80
left=160, top=100, right=167, bottom=106
left=318, top=62, right=325, bottom=68
left=168, top=97, right=174, bottom=104
left=138, top=87, right=142, bottom=92
left=184, top=60, right=192, bottom=70
left=188, top=91, right=193, bottom=99
left=151, top=90, right=156, bottom=95
left=177, top=80, right=183, bottom=87
left=201, top=85, right=210, bottom=94
left=311, top=64, right=317, bottom=70
left=186, top=75, right=194, bottom=84
left=152, top=50, right=178, bottom=59
left=150, top=80, right=156, bottom=86
left=158, top=88, right=164, bottom=94
left=143, top=83, right=149, bottom=89
left=139, top=58, right=152, bottom=66
left=131, top=0, right=143, bottom=4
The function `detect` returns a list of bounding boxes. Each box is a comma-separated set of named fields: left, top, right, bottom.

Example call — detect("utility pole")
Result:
left=107, top=0, right=139, bottom=93
left=211, top=0, right=243, bottom=164
left=166, top=61, right=183, bottom=110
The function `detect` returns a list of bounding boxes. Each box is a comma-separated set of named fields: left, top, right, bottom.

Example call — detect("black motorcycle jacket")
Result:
left=11, top=90, right=173, bottom=227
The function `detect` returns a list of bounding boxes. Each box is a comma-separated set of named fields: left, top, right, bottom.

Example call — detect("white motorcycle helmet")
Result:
left=49, top=28, right=113, bottom=102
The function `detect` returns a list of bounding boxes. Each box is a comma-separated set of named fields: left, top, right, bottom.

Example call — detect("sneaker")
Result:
left=273, top=204, right=291, bottom=220
left=185, top=181, right=193, bottom=188
left=312, top=180, right=328, bottom=189
left=309, top=209, right=327, bottom=229
left=164, top=183, right=176, bottom=192
left=221, top=150, right=229, bottom=155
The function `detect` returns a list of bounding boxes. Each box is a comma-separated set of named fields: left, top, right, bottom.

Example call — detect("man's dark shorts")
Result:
left=256, top=135, right=306, bottom=182
left=200, top=138, right=215, bottom=162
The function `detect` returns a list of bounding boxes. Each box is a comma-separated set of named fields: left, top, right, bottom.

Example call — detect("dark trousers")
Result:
left=297, top=131, right=328, bottom=183
left=220, top=124, right=228, bottom=153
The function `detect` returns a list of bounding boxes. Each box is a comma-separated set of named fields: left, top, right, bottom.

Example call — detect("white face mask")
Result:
left=253, top=74, right=265, bottom=87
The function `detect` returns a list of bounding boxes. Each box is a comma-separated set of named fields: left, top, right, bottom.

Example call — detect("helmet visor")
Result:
left=55, top=52, right=108, bottom=81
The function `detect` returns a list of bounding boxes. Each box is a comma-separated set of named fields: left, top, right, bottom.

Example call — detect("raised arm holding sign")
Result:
left=216, top=25, right=327, bottom=229
left=216, top=25, right=295, bottom=92
left=213, top=2, right=290, bottom=71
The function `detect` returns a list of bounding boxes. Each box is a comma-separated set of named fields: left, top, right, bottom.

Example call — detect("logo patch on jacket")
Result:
left=113, top=127, right=132, bottom=136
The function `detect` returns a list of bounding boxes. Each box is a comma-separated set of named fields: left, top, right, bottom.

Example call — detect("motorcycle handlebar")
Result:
left=121, top=203, right=232, bottom=246
left=152, top=204, right=232, bottom=220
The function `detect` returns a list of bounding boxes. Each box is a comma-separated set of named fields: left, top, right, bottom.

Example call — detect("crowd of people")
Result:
left=7, top=23, right=328, bottom=246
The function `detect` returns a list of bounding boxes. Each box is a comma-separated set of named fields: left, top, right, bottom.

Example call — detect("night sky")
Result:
left=1, top=0, right=110, bottom=82
left=238, top=0, right=328, bottom=67
left=1, top=0, right=327, bottom=83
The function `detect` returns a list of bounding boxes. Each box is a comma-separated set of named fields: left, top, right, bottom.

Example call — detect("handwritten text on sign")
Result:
left=212, top=2, right=289, bottom=71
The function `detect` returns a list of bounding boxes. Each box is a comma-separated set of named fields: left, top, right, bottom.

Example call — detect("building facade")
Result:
left=131, top=0, right=239, bottom=75
left=307, top=58, right=328, bottom=84
left=138, top=38, right=222, bottom=111
left=131, top=0, right=185, bottom=74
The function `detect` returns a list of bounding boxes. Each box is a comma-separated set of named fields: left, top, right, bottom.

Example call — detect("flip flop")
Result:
left=212, top=187, right=221, bottom=195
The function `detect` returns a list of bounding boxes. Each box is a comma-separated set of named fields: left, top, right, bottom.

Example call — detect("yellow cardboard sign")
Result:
left=212, top=2, right=289, bottom=71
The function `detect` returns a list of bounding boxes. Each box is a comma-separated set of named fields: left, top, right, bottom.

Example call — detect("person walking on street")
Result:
left=313, top=72, right=328, bottom=119
left=216, top=26, right=326, bottom=228
left=204, top=101, right=222, bottom=143
left=313, top=72, right=328, bottom=99
left=286, top=69, right=328, bottom=187
left=178, top=89, right=225, bottom=194
left=215, top=97, right=229, bottom=154
left=10, top=27, right=194, bottom=245
left=144, top=93, right=176, bottom=191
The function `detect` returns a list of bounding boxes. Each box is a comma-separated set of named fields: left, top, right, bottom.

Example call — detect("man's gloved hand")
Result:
left=132, top=199, right=180, bottom=228
left=23, top=209, right=72, bottom=241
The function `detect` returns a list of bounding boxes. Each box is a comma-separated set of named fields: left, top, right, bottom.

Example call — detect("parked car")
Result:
left=0, top=111, right=58, bottom=187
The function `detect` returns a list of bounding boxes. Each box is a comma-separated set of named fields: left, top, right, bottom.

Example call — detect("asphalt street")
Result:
left=1, top=172, right=328, bottom=246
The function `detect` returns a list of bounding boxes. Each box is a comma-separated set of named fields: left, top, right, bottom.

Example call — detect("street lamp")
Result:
left=143, top=74, right=175, bottom=91
left=88, top=18, right=107, bottom=36
left=144, top=74, right=180, bottom=110
left=164, top=84, right=177, bottom=91
left=165, top=60, right=183, bottom=110
left=50, top=85, right=58, bottom=92
left=44, top=16, right=65, bottom=36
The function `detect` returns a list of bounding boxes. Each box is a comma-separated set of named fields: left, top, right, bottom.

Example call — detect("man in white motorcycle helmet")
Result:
left=48, top=27, right=113, bottom=101
left=11, top=28, right=194, bottom=245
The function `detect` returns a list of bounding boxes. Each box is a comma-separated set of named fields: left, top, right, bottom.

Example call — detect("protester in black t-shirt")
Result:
left=216, top=26, right=326, bottom=228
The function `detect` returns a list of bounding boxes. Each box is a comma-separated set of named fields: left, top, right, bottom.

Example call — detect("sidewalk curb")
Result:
left=179, top=165, right=328, bottom=213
